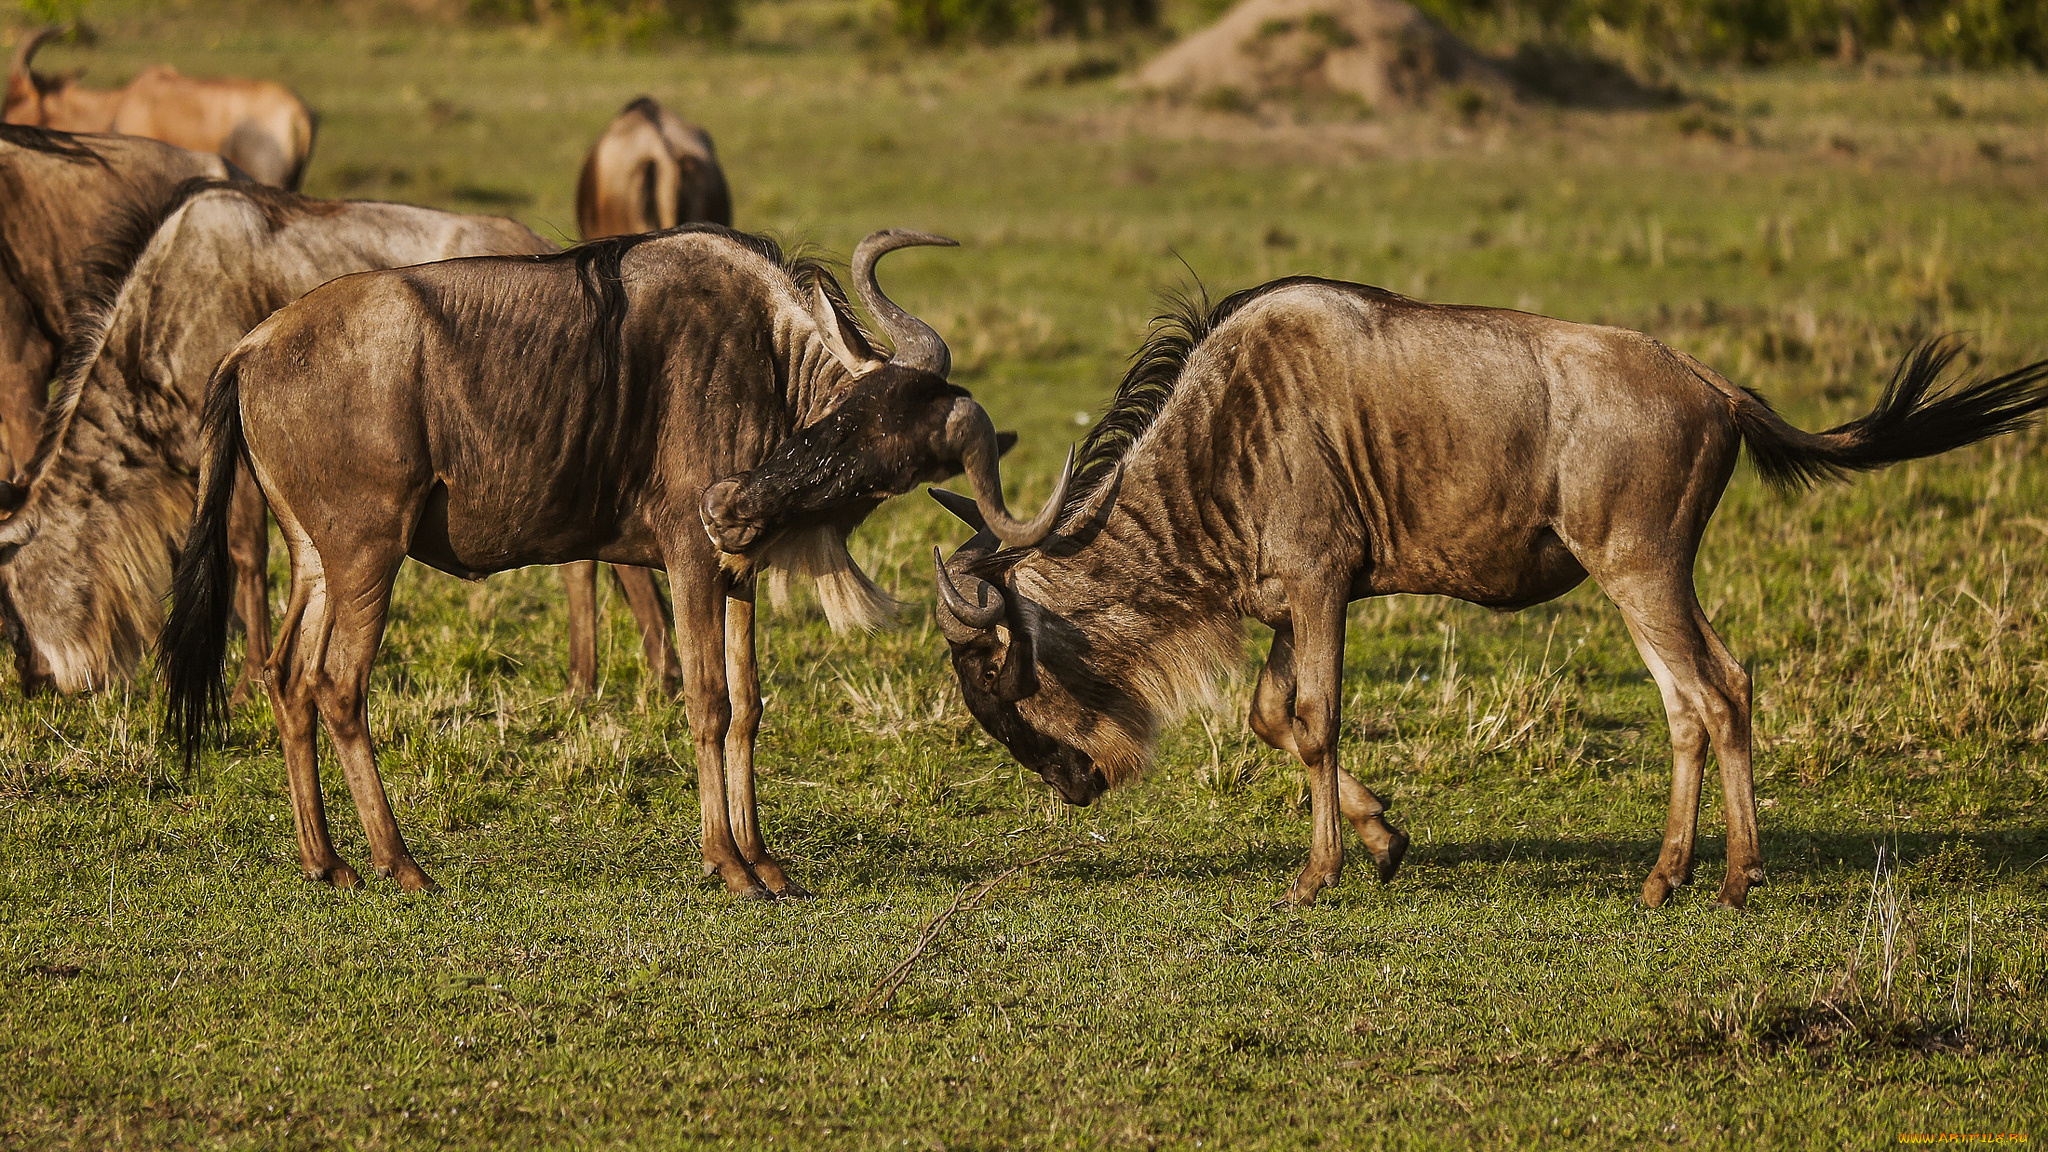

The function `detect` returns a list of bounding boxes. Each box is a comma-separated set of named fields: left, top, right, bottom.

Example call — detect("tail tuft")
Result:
left=159, top=360, right=246, bottom=768
left=1733, top=336, right=2048, bottom=491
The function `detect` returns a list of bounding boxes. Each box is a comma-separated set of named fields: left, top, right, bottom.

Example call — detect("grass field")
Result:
left=3, top=4, right=2047, bottom=1147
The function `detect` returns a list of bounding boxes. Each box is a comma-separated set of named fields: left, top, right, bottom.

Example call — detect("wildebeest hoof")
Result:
left=382, top=861, right=439, bottom=892
left=745, top=858, right=809, bottom=899
left=1373, top=829, right=1410, bottom=883
left=1639, top=874, right=1677, bottom=908
left=310, top=862, right=362, bottom=889
left=704, top=860, right=775, bottom=900
left=1279, top=876, right=1332, bottom=907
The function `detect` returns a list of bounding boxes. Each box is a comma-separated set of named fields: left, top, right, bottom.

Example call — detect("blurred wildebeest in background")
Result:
left=0, top=180, right=552, bottom=698
left=557, top=94, right=738, bottom=702
left=0, top=124, right=232, bottom=485
left=5, top=27, right=314, bottom=188
left=932, top=276, right=2048, bottom=911
left=576, top=96, right=731, bottom=238
left=162, top=228, right=1041, bottom=899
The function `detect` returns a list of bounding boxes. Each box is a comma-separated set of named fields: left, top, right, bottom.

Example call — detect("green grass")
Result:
left=3, top=6, right=2047, bottom=1147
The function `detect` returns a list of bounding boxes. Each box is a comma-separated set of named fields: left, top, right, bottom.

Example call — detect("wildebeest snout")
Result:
left=700, top=477, right=763, bottom=552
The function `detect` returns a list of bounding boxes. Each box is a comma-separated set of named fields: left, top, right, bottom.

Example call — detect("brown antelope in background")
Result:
left=932, top=276, right=2048, bottom=911
left=5, top=27, right=314, bottom=188
left=576, top=96, right=731, bottom=239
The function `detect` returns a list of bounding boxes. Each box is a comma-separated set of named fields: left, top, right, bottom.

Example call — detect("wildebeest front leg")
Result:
left=561, top=561, right=600, bottom=697
left=1606, top=574, right=1761, bottom=909
left=722, top=584, right=807, bottom=898
left=1277, top=588, right=1351, bottom=906
left=226, top=463, right=272, bottom=708
left=1253, top=625, right=1409, bottom=884
left=672, top=565, right=773, bottom=900
left=611, top=565, right=681, bottom=698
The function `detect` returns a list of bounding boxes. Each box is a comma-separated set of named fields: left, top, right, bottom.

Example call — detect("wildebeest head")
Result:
left=701, top=229, right=1070, bottom=557
left=932, top=491, right=1155, bottom=808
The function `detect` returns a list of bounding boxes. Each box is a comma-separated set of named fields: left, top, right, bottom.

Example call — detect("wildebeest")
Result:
left=0, top=124, right=232, bottom=481
left=931, top=276, right=2048, bottom=910
left=575, top=96, right=731, bottom=239
left=0, top=180, right=553, bottom=697
left=162, top=227, right=1048, bottom=898
left=558, top=94, right=738, bottom=701
left=5, top=27, right=314, bottom=188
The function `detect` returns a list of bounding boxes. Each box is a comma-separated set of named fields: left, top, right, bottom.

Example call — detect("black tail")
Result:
left=160, top=358, right=246, bottom=767
left=1728, top=337, right=2048, bottom=490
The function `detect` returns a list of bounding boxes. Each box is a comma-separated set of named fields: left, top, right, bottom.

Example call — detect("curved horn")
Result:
left=946, top=399, right=1073, bottom=549
left=934, top=547, right=1004, bottom=641
left=10, top=26, right=63, bottom=79
left=851, top=229, right=956, bottom=377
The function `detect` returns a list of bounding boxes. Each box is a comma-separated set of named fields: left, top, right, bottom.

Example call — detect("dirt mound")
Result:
left=1133, top=0, right=1677, bottom=113
left=1134, top=0, right=1511, bottom=111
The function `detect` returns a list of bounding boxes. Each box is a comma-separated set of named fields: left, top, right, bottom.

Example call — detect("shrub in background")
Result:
left=466, top=0, right=739, bottom=42
left=894, top=0, right=1157, bottom=43
left=1407, top=0, right=2045, bottom=67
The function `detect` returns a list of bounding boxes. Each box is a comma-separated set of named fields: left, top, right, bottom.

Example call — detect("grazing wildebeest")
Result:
left=162, top=228, right=1049, bottom=898
left=0, top=180, right=553, bottom=697
left=576, top=96, right=731, bottom=239
left=5, top=27, right=314, bottom=188
left=558, top=94, right=738, bottom=701
left=931, top=277, right=2048, bottom=910
left=0, top=124, right=232, bottom=481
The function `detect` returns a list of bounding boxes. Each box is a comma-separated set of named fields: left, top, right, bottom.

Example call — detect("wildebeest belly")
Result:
left=1362, top=524, right=1587, bottom=610
left=408, top=481, right=665, bottom=578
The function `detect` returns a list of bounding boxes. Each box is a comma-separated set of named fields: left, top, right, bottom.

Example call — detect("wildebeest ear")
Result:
left=929, top=486, right=986, bottom=531
left=811, top=283, right=883, bottom=376
left=993, top=608, right=1038, bottom=702
left=996, top=431, right=1017, bottom=457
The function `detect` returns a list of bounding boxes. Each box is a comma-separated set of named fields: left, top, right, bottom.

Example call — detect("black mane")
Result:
left=0, top=123, right=106, bottom=165
left=533, top=223, right=858, bottom=387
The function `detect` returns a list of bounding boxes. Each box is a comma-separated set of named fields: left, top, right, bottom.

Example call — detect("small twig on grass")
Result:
left=856, top=844, right=1077, bottom=1016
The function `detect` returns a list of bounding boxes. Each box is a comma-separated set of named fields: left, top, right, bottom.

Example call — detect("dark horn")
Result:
left=851, top=229, right=957, bottom=377
left=934, top=547, right=1004, bottom=640
left=946, top=399, right=1072, bottom=549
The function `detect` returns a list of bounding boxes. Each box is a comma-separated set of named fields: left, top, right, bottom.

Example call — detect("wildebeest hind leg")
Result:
left=561, top=562, right=599, bottom=697
left=308, top=541, right=436, bottom=892
left=612, top=565, right=681, bottom=698
left=266, top=554, right=357, bottom=887
left=1604, top=573, right=1759, bottom=909
left=1252, top=626, right=1408, bottom=882
left=670, top=562, right=773, bottom=900
left=722, top=583, right=805, bottom=898
left=227, top=463, right=272, bottom=708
